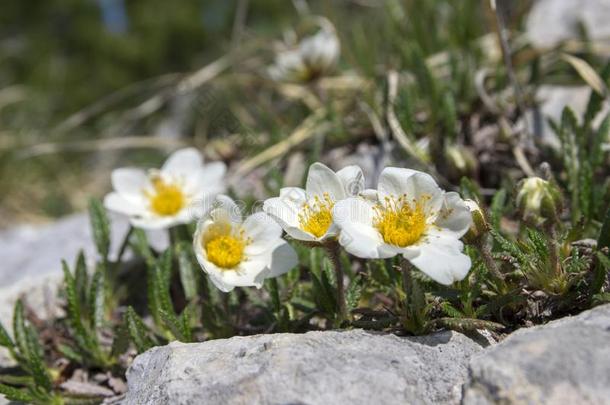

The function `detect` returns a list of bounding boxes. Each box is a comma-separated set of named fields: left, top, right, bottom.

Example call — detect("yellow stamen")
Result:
left=298, top=193, right=334, bottom=238
left=146, top=175, right=185, bottom=216
left=203, top=223, right=250, bottom=269
left=374, top=194, right=428, bottom=247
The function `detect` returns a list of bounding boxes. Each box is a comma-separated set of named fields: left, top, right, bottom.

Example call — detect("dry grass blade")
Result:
left=232, top=110, right=330, bottom=178
left=15, top=136, right=189, bottom=159
left=561, top=53, right=608, bottom=96
left=385, top=70, right=428, bottom=163
left=53, top=74, right=181, bottom=134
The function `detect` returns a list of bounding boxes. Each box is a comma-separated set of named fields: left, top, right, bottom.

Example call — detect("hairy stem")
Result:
left=476, top=235, right=505, bottom=281
left=545, top=222, right=561, bottom=277
left=325, top=241, right=347, bottom=325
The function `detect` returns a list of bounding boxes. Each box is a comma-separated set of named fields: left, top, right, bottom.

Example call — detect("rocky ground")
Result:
left=1, top=213, right=609, bottom=405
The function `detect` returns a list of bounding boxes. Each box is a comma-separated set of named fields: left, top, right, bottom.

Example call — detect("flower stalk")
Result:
left=324, top=241, right=347, bottom=325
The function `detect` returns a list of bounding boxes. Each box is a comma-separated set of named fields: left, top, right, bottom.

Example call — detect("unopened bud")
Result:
left=516, top=177, right=562, bottom=224
left=463, top=199, right=489, bottom=242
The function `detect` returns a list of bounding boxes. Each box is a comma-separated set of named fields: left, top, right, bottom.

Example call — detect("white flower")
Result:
left=104, top=148, right=226, bottom=230
left=193, top=195, right=298, bottom=292
left=269, top=22, right=340, bottom=82
left=333, top=168, right=473, bottom=285
left=263, top=163, right=364, bottom=243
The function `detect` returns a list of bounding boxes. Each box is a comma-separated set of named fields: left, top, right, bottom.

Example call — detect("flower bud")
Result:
left=445, top=145, right=477, bottom=178
left=516, top=177, right=562, bottom=224
left=463, top=199, right=489, bottom=242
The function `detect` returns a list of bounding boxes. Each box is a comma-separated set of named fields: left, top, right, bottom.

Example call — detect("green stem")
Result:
left=325, top=241, right=347, bottom=325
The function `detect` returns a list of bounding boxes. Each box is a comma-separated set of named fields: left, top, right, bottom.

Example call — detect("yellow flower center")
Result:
left=374, top=195, right=428, bottom=247
left=203, top=223, right=250, bottom=269
left=146, top=176, right=185, bottom=216
left=298, top=193, right=334, bottom=238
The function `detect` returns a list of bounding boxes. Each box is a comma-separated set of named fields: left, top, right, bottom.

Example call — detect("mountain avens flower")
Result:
left=104, top=148, right=226, bottom=229
left=268, top=20, right=340, bottom=82
left=333, top=168, right=473, bottom=285
left=193, top=196, right=298, bottom=292
left=263, top=163, right=364, bottom=243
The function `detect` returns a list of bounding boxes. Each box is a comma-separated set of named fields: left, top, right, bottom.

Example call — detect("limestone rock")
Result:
left=462, top=304, right=610, bottom=405
left=123, top=329, right=482, bottom=405
left=526, top=0, right=610, bottom=51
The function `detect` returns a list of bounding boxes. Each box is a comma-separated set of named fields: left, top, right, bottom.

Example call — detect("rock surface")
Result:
left=462, top=304, right=610, bottom=405
left=526, top=0, right=610, bottom=50
left=123, top=329, right=482, bottom=405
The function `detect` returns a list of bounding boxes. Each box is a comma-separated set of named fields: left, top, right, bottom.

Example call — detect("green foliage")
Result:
left=88, top=198, right=111, bottom=262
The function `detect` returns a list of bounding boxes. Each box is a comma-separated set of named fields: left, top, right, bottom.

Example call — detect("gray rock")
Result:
left=526, top=0, right=610, bottom=50
left=462, top=304, right=610, bottom=405
left=522, top=85, right=610, bottom=149
left=123, top=329, right=482, bottom=405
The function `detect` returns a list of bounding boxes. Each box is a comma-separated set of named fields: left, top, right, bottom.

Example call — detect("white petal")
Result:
left=253, top=240, right=298, bottom=284
left=111, top=168, right=148, bottom=204
left=405, top=232, right=471, bottom=285
left=222, top=260, right=268, bottom=287
left=161, top=148, right=203, bottom=178
left=131, top=215, right=183, bottom=230
left=209, top=195, right=242, bottom=224
left=378, top=167, right=444, bottom=219
left=435, top=192, right=473, bottom=238
left=360, top=188, right=378, bottom=201
left=263, top=197, right=300, bottom=228
left=104, top=192, right=144, bottom=216
left=283, top=225, right=317, bottom=242
left=243, top=212, right=283, bottom=255
left=333, top=198, right=396, bottom=259
left=305, top=162, right=345, bottom=201
left=279, top=187, right=308, bottom=206
left=185, top=161, right=227, bottom=196
left=336, top=165, right=365, bottom=197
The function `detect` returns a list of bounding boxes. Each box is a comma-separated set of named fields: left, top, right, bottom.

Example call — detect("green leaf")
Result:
left=459, top=177, right=482, bottom=203
left=88, top=269, right=106, bottom=331
left=88, top=198, right=111, bottom=260
left=13, top=299, right=29, bottom=359
left=124, top=307, right=154, bottom=353
left=58, top=343, right=84, bottom=363
left=131, top=228, right=156, bottom=268
left=346, top=275, right=363, bottom=312
left=176, top=242, right=198, bottom=301
left=24, top=326, right=52, bottom=392
left=0, top=384, right=35, bottom=403
left=267, top=278, right=281, bottom=314
left=63, top=260, right=96, bottom=353
left=110, top=324, right=130, bottom=358
left=311, top=272, right=336, bottom=316
left=74, top=250, right=88, bottom=306
left=490, top=188, right=507, bottom=230
left=0, top=321, right=13, bottom=348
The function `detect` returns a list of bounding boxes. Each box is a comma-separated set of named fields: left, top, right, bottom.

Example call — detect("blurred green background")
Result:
left=0, top=0, right=535, bottom=226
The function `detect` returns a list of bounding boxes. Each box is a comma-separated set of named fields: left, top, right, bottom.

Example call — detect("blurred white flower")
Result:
left=193, top=195, right=297, bottom=292
left=269, top=21, right=340, bottom=82
left=263, top=162, right=364, bottom=243
left=333, top=167, right=473, bottom=285
left=104, top=148, right=226, bottom=230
